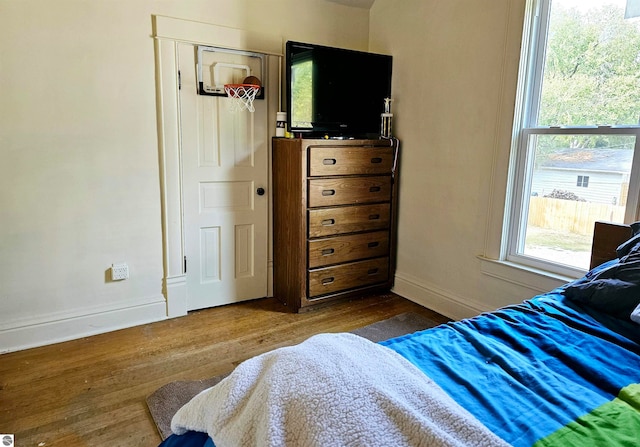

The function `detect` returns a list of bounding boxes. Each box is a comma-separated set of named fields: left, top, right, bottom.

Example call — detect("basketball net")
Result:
left=224, top=84, right=261, bottom=113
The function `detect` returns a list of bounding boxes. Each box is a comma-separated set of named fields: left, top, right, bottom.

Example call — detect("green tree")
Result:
left=538, top=4, right=640, bottom=150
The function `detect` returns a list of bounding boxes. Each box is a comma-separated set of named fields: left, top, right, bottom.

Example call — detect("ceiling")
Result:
left=324, top=0, right=375, bottom=9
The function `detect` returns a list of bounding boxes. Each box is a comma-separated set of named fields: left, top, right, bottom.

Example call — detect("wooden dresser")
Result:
left=272, top=137, right=399, bottom=311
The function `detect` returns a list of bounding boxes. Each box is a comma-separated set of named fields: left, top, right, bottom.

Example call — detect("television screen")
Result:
left=286, top=41, right=392, bottom=138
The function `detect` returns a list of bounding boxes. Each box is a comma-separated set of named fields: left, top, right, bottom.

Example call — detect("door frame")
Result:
left=152, top=15, right=282, bottom=317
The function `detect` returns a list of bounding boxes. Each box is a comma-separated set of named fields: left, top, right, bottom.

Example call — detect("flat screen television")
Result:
left=285, top=40, right=392, bottom=138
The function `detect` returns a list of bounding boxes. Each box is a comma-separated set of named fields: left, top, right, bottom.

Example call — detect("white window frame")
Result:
left=506, top=0, right=640, bottom=278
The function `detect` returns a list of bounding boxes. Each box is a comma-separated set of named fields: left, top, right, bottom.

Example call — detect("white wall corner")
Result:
left=392, top=272, right=488, bottom=321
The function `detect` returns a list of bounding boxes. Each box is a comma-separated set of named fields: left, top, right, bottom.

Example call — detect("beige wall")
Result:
left=0, top=0, right=370, bottom=352
left=1, top=0, right=569, bottom=351
left=369, top=0, right=563, bottom=318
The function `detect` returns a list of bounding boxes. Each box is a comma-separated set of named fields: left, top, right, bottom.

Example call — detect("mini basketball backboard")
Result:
left=196, top=45, right=265, bottom=100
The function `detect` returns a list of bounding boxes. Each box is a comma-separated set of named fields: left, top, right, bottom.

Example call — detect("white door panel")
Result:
left=179, top=43, right=268, bottom=310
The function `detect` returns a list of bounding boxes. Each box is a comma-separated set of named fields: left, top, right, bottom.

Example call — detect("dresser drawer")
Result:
left=308, top=257, right=389, bottom=297
left=309, top=147, right=394, bottom=176
left=308, top=203, right=391, bottom=237
left=308, top=176, right=392, bottom=208
left=308, top=231, right=389, bottom=268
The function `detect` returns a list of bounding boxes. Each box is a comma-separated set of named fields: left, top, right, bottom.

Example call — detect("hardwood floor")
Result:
left=0, top=293, right=449, bottom=447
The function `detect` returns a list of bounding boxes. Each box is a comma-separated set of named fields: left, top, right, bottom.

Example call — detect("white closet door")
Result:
left=179, top=43, right=268, bottom=310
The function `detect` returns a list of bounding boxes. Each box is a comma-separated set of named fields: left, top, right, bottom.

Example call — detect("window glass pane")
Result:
left=538, top=0, right=640, bottom=127
left=519, top=134, right=635, bottom=269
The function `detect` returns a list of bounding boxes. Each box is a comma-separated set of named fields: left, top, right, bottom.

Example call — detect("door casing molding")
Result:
left=152, top=15, right=282, bottom=317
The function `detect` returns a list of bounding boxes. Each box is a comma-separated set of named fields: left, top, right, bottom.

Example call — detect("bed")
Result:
left=158, top=221, right=640, bottom=447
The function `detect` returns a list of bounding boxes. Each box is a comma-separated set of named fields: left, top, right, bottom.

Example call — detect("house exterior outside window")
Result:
left=507, top=0, right=640, bottom=276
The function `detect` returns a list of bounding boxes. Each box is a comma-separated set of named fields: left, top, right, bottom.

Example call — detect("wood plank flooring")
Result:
left=0, top=293, right=449, bottom=447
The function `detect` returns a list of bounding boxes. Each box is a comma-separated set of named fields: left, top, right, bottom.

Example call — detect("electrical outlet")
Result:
left=111, top=263, right=129, bottom=281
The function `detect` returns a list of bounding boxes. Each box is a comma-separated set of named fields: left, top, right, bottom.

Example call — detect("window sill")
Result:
left=478, top=256, right=574, bottom=294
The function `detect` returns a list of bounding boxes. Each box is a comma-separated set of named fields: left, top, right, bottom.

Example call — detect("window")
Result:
left=508, top=0, right=640, bottom=276
left=576, top=175, right=589, bottom=187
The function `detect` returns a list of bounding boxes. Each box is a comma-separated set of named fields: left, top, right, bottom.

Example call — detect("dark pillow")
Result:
left=615, top=221, right=640, bottom=258
left=566, top=222, right=640, bottom=321
left=565, top=279, right=640, bottom=319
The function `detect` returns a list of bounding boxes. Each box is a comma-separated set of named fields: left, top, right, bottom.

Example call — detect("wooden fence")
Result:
left=527, top=197, right=624, bottom=236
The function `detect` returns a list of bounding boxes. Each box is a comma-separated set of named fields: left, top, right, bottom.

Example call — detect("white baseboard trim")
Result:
left=392, top=272, right=489, bottom=321
left=0, top=296, right=167, bottom=354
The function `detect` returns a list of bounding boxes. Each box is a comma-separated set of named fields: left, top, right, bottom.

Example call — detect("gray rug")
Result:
left=146, top=312, right=439, bottom=440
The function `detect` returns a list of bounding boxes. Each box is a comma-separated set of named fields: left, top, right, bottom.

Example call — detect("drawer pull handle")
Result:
left=321, top=219, right=336, bottom=226
left=371, top=157, right=383, bottom=164
left=321, top=248, right=335, bottom=256
left=368, top=241, right=380, bottom=248
left=322, top=189, right=336, bottom=196
left=369, top=186, right=381, bottom=192
left=323, top=158, right=337, bottom=165
left=322, top=277, right=335, bottom=285
left=368, top=214, right=380, bottom=220
left=367, top=268, right=379, bottom=275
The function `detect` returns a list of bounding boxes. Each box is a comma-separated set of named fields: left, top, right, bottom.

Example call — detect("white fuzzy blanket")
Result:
left=171, top=333, right=509, bottom=447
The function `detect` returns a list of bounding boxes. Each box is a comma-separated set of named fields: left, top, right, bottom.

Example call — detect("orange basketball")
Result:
left=243, top=75, right=262, bottom=87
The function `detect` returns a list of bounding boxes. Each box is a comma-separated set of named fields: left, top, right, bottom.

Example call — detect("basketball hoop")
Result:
left=224, top=84, right=261, bottom=112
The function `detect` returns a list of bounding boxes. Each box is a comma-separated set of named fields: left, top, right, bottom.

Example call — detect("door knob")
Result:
left=256, top=187, right=265, bottom=196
